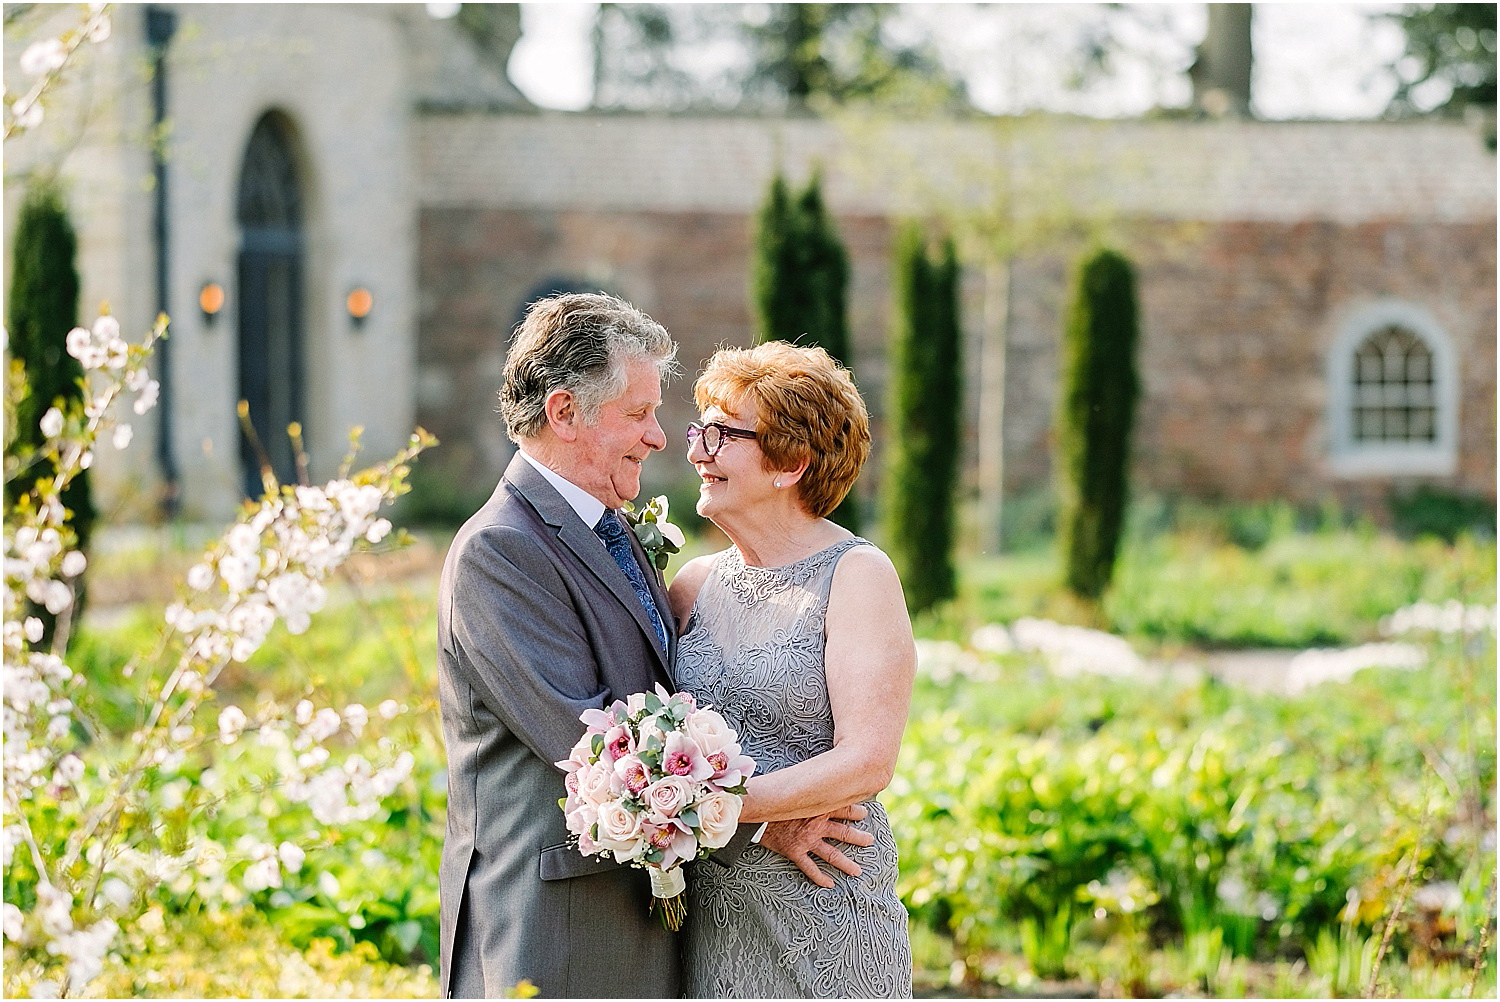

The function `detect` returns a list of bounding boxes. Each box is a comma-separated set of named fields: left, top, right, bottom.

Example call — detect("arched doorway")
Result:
left=236, top=111, right=305, bottom=497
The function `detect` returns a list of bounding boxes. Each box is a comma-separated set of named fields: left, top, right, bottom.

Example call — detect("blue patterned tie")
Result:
left=594, top=510, right=668, bottom=651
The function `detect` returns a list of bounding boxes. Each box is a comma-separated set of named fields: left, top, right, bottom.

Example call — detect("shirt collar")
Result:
left=518, top=448, right=608, bottom=530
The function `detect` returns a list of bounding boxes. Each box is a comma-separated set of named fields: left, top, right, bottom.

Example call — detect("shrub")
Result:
left=1389, top=485, right=1497, bottom=543
left=1056, top=248, right=1140, bottom=601
left=883, top=224, right=961, bottom=614
left=6, top=175, right=95, bottom=644
left=751, top=170, right=860, bottom=531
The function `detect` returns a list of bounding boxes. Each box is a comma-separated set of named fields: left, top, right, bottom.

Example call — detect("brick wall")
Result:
left=999, top=218, right=1496, bottom=509
left=420, top=204, right=1495, bottom=527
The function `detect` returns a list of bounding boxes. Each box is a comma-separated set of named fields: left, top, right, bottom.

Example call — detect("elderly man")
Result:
left=437, top=293, right=871, bottom=998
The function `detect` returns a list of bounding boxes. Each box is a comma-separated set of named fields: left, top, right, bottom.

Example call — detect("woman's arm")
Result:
left=737, top=545, right=917, bottom=824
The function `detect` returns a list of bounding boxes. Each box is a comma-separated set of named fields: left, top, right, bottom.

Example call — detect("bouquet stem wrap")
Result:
left=649, top=867, right=688, bottom=931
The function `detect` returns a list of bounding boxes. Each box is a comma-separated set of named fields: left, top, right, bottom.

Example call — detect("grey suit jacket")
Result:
left=437, top=454, right=680, bottom=998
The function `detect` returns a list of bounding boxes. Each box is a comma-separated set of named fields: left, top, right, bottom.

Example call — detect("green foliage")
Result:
left=592, top=3, right=967, bottom=112
left=753, top=171, right=851, bottom=364
left=1107, top=530, right=1492, bottom=647
left=5, top=175, right=95, bottom=633
left=891, top=623, right=1496, bottom=983
left=1385, top=3, right=1498, bottom=117
left=1056, top=247, right=1140, bottom=601
left=1389, top=484, right=1497, bottom=543
left=82, top=909, right=437, bottom=998
left=883, top=224, right=961, bottom=614
left=752, top=170, right=860, bottom=532
left=391, top=463, right=493, bottom=529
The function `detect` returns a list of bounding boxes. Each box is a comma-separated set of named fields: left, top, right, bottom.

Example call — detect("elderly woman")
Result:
left=669, top=341, right=916, bottom=998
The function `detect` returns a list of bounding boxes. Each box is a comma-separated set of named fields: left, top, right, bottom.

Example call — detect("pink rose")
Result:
left=661, top=731, right=713, bottom=782
left=684, top=707, right=734, bottom=756
left=614, top=754, right=651, bottom=795
left=642, top=775, right=693, bottom=820
left=693, top=790, right=742, bottom=849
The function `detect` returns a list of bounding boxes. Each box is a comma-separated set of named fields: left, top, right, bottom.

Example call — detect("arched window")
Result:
left=237, top=111, right=306, bottom=498
left=1328, top=302, right=1456, bottom=476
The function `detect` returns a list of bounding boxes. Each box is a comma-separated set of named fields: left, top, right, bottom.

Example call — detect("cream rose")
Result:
left=595, top=801, right=645, bottom=859
left=577, top=762, right=617, bottom=807
left=684, top=707, right=734, bottom=756
left=694, top=790, right=742, bottom=849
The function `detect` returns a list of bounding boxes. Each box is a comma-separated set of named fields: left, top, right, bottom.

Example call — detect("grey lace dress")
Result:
left=677, top=538, right=912, bottom=999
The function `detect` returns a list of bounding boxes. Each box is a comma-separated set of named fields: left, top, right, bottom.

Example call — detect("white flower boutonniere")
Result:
left=621, top=495, right=685, bottom=571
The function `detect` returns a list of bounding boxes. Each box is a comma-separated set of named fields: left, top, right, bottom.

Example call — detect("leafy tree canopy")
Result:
left=592, top=3, right=968, bottom=113
left=1384, top=3, right=1497, bottom=117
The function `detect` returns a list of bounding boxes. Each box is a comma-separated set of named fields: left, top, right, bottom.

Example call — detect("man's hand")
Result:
left=758, top=803, right=875, bottom=889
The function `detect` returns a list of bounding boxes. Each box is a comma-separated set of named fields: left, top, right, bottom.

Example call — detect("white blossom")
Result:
left=39, top=407, right=64, bottom=439
left=377, top=698, right=401, bottom=720
left=186, top=563, right=214, bottom=591
left=307, top=707, right=342, bottom=743
left=85, top=10, right=111, bottom=42
left=91, top=314, right=120, bottom=343
left=112, top=424, right=133, bottom=449
left=3, top=901, right=24, bottom=941
left=1284, top=642, right=1424, bottom=694
left=133, top=379, right=160, bottom=415
left=59, top=551, right=86, bottom=578
left=100, top=877, right=132, bottom=911
left=20, top=38, right=67, bottom=76
left=218, top=705, right=247, bottom=744
left=10, top=96, right=43, bottom=130
left=1382, top=600, right=1496, bottom=637
left=35, top=883, right=72, bottom=937
left=278, top=841, right=305, bottom=873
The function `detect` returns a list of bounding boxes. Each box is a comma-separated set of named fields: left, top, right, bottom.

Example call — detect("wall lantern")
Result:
left=199, top=281, right=225, bottom=327
left=346, top=286, right=373, bottom=328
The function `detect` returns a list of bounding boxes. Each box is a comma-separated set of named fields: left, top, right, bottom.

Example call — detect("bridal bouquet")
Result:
left=556, top=685, right=755, bottom=930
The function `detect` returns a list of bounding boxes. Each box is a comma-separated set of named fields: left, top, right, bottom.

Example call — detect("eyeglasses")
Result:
left=686, top=421, right=757, bottom=458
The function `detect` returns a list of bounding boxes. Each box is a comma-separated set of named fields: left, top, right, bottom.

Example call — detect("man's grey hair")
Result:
left=499, top=292, right=680, bottom=442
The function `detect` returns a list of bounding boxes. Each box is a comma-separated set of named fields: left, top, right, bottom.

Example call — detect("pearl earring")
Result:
left=774, top=479, right=783, bottom=489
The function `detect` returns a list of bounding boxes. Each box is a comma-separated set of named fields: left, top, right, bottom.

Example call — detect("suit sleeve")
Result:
left=446, top=523, right=611, bottom=768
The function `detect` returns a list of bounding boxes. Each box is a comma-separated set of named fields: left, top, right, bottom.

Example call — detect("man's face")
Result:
left=566, top=357, right=667, bottom=508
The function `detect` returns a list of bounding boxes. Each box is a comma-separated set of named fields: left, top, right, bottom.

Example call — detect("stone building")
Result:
left=5, top=4, right=1494, bottom=546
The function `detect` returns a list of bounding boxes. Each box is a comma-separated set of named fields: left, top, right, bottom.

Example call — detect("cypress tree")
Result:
left=1056, top=247, right=1140, bottom=601
left=883, top=224, right=961, bottom=614
left=751, top=170, right=860, bottom=531
left=793, top=176, right=851, bottom=367
left=5, top=177, right=96, bottom=641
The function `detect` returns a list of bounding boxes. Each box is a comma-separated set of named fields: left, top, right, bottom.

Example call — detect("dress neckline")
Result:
left=726, top=536, right=865, bottom=575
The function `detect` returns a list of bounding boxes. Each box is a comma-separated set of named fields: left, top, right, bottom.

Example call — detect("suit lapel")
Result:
left=504, top=455, right=672, bottom=676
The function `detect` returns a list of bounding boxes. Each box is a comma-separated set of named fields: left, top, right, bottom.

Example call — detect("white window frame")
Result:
left=1327, top=300, right=1457, bottom=477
